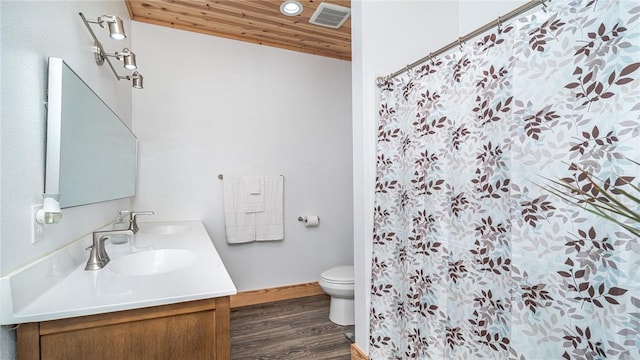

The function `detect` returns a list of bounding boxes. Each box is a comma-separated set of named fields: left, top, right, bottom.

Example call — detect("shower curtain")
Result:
left=371, top=1, right=640, bottom=359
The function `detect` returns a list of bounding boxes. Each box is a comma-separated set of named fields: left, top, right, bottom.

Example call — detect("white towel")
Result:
left=223, top=178, right=256, bottom=244
left=243, top=176, right=264, bottom=213
left=255, top=176, right=284, bottom=241
left=246, top=176, right=262, bottom=195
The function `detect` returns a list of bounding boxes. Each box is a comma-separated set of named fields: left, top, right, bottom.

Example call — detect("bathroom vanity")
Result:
left=17, top=297, right=229, bottom=359
left=0, top=221, right=236, bottom=360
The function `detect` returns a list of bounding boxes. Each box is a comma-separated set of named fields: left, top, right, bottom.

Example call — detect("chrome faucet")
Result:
left=128, top=211, right=155, bottom=233
left=85, top=229, right=133, bottom=270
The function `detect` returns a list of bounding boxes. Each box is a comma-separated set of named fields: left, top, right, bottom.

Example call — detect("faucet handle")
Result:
left=130, top=211, right=155, bottom=233
left=130, top=210, right=155, bottom=218
left=117, top=210, right=131, bottom=222
left=85, top=244, right=102, bottom=271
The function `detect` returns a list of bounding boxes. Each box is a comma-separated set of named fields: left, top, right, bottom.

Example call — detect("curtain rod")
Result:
left=375, top=0, right=548, bottom=87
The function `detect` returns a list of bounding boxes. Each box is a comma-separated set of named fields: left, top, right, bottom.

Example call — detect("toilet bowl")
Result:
left=319, top=265, right=354, bottom=326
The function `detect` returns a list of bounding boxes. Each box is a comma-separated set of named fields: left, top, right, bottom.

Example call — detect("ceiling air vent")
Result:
left=309, top=3, right=351, bottom=29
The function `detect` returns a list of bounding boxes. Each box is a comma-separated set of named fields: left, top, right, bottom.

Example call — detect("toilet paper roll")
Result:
left=304, top=216, right=320, bottom=227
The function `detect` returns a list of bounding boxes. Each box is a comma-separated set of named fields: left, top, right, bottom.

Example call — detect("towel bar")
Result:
left=218, top=174, right=284, bottom=180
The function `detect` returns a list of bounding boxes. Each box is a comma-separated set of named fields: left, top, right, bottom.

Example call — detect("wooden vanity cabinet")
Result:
left=16, top=297, right=230, bottom=360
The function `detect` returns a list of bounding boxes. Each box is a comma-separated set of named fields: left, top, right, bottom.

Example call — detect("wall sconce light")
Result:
left=117, top=71, right=144, bottom=89
left=93, top=42, right=137, bottom=70
left=130, top=71, right=144, bottom=89
left=35, top=194, right=62, bottom=225
left=83, top=14, right=127, bottom=40
left=120, top=49, right=137, bottom=69
left=79, top=12, right=144, bottom=89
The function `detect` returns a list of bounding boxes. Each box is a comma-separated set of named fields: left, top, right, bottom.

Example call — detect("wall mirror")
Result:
left=46, top=57, right=137, bottom=208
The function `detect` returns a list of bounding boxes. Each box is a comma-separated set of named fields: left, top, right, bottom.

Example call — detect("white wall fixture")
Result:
left=35, top=194, right=63, bottom=225
left=31, top=205, right=44, bottom=244
left=79, top=12, right=144, bottom=89
left=33, top=193, right=63, bottom=243
left=280, top=0, right=303, bottom=16
left=309, top=3, right=351, bottom=29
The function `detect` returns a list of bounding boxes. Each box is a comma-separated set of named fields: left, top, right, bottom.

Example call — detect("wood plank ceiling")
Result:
left=125, top=0, right=352, bottom=61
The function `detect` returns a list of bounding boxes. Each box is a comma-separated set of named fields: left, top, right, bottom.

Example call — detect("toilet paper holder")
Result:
left=298, top=216, right=319, bottom=222
left=298, top=216, right=320, bottom=227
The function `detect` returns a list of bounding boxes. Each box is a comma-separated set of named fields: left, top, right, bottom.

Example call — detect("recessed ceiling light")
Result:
left=280, top=0, right=303, bottom=16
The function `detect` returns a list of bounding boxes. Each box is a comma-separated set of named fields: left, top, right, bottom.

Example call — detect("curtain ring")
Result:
left=429, top=53, right=435, bottom=66
left=405, top=64, right=413, bottom=78
left=497, top=16, right=502, bottom=32
left=540, top=0, right=548, bottom=12
left=457, top=38, right=464, bottom=50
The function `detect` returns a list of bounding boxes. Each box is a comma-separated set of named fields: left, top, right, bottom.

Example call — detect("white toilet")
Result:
left=319, top=265, right=354, bottom=326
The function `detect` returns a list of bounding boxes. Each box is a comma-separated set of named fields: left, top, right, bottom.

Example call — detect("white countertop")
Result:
left=0, top=221, right=236, bottom=324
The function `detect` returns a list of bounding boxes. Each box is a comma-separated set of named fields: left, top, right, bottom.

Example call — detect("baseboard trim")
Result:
left=351, top=343, right=368, bottom=360
left=230, top=282, right=325, bottom=308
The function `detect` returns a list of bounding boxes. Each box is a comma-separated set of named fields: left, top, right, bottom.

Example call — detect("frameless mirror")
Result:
left=46, top=57, right=137, bottom=208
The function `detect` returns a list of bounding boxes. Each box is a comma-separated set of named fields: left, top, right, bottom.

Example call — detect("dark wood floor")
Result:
left=230, top=295, right=355, bottom=360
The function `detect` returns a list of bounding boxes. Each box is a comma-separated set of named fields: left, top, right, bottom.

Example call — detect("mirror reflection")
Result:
left=46, top=58, right=137, bottom=208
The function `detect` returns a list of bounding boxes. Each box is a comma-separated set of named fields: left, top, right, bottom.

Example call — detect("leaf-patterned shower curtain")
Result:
left=370, top=1, right=640, bottom=359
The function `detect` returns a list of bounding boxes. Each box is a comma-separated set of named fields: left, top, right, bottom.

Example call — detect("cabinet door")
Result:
left=40, top=310, right=216, bottom=360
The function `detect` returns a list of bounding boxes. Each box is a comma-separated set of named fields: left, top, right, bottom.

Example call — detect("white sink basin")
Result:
left=140, top=224, right=191, bottom=235
left=108, top=249, right=198, bottom=276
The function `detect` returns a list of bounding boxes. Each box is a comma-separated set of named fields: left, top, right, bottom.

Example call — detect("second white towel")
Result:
left=256, top=175, right=284, bottom=241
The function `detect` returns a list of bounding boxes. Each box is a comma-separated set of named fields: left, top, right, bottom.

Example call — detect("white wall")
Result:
left=352, top=0, right=527, bottom=354
left=131, top=22, right=353, bottom=292
left=0, top=1, right=133, bottom=358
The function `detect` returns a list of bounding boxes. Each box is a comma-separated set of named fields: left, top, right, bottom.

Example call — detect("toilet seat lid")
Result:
left=320, top=265, right=354, bottom=284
